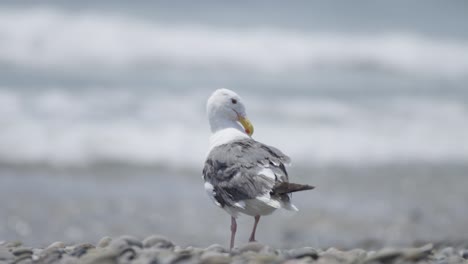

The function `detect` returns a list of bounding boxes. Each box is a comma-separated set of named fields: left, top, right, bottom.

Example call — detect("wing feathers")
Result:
left=272, top=182, right=315, bottom=195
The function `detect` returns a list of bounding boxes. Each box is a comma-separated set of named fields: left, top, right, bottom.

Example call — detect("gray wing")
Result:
left=202, top=138, right=291, bottom=208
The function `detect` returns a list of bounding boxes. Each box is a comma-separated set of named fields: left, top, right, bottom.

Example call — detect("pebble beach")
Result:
left=1, top=236, right=468, bottom=264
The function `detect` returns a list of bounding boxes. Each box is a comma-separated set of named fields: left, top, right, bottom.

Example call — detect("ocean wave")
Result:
left=1, top=8, right=468, bottom=78
left=0, top=88, right=467, bottom=168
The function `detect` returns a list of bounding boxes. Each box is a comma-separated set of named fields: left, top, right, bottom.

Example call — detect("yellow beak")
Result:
left=238, top=116, right=254, bottom=136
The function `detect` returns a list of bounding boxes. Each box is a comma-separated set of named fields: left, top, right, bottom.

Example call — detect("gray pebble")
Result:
left=364, top=248, right=403, bottom=263
left=118, top=247, right=137, bottom=264
left=259, top=246, right=277, bottom=256
left=287, top=247, right=318, bottom=260
left=12, top=255, right=33, bottom=264
left=70, top=243, right=95, bottom=258
left=460, top=249, right=468, bottom=259
left=34, top=248, right=63, bottom=264
left=132, top=250, right=160, bottom=264
left=234, top=252, right=282, bottom=264
left=12, top=247, right=33, bottom=257
left=402, top=243, right=433, bottom=261
left=118, top=235, right=143, bottom=248
left=143, top=235, right=174, bottom=249
left=4, top=241, right=22, bottom=248
left=108, top=239, right=128, bottom=252
left=177, top=247, right=204, bottom=256
left=321, top=247, right=361, bottom=263
left=81, top=249, right=119, bottom=264
left=204, top=244, right=227, bottom=253
left=12, top=247, right=33, bottom=263
left=46, top=242, right=66, bottom=250
left=347, top=248, right=367, bottom=261
left=55, top=255, right=77, bottom=264
left=200, top=253, right=231, bottom=264
left=201, top=251, right=229, bottom=258
left=444, top=255, right=466, bottom=264
left=97, top=237, right=112, bottom=248
left=440, top=247, right=455, bottom=257
left=171, top=250, right=196, bottom=264
left=238, top=242, right=266, bottom=253
left=0, top=247, right=14, bottom=260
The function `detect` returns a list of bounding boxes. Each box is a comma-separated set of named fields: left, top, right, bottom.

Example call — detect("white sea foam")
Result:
left=0, top=88, right=467, bottom=168
left=1, top=8, right=468, bottom=77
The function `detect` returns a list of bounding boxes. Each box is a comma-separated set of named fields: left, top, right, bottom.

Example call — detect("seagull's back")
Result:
left=203, top=137, right=310, bottom=217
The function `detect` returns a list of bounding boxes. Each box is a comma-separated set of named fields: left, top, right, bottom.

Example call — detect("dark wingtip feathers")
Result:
left=271, top=182, right=315, bottom=195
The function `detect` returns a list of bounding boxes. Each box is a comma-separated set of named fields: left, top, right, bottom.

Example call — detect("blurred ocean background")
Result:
left=1, top=0, right=468, bottom=249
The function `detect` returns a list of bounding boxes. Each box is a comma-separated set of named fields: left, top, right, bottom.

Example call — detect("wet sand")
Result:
left=2, top=164, right=468, bottom=249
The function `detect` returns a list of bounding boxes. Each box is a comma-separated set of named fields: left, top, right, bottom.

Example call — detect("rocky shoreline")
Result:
left=1, top=236, right=467, bottom=264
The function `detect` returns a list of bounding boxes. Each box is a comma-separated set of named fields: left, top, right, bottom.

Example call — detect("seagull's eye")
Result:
left=231, top=98, right=237, bottom=104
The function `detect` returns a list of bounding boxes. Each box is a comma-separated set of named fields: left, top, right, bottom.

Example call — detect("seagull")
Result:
left=202, top=88, right=314, bottom=249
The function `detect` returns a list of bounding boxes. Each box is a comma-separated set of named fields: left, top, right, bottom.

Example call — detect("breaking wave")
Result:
left=1, top=8, right=468, bottom=78
left=0, top=88, right=467, bottom=168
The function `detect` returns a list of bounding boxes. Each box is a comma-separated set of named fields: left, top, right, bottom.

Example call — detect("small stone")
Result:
left=171, top=250, right=195, bottom=264
left=402, top=243, right=433, bottom=261
left=150, top=249, right=175, bottom=263
left=46, top=241, right=66, bottom=250
left=287, top=247, right=318, bottom=260
left=460, top=249, right=468, bottom=259
left=201, top=251, right=229, bottom=258
left=238, top=242, right=266, bottom=253
left=143, top=235, right=174, bottom=249
left=177, top=247, right=204, bottom=256
left=283, top=260, right=313, bottom=264
left=12, top=247, right=33, bottom=257
left=440, top=247, right=455, bottom=257
left=70, top=243, right=95, bottom=258
left=35, top=248, right=63, bottom=264
left=81, top=249, right=119, bottom=264
left=108, top=239, right=129, bottom=253
left=347, top=248, right=367, bottom=260
left=321, top=247, right=361, bottom=263
left=4, top=241, right=22, bottom=248
left=200, top=253, right=231, bottom=264
left=446, top=255, right=466, bottom=264
left=118, top=235, right=143, bottom=248
left=247, top=254, right=282, bottom=264
left=0, top=247, right=14, bottom=260
left=118, top=247, right=137, bottom=263
left=13, top=255, right=33, bottom=264
left=204, top=244, right=227, bottom=253
left=55, top=255, right=76, bottom=264
left=109, top=236, right=143, bottom=252
left=134, top=250, right=160, bottom=264
left=97, top=237, right=112, bottom=248
left=364, top=248, right=402, bottom=263
left=259, top=246, right=277, bottom=256
left=12, top=247, right=33, bottom=263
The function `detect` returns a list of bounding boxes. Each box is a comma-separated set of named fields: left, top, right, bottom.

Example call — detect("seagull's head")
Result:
left=207, top=88, right=254, bottom=136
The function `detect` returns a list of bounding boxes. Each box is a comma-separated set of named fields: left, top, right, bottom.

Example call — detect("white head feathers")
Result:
left=206, top=88, right=254, bottom=149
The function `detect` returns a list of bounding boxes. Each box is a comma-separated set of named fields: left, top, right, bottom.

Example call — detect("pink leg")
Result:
left=230, top=216, right=237, bottom=250
left=249, top=215, right=261, bottom=242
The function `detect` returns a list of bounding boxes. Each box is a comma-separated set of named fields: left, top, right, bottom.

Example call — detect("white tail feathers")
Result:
left=282, top=202, right=299, bottom=211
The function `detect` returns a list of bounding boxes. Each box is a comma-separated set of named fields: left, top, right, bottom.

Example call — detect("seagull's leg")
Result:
left=248, top=215, right=261, bottom=242
left=230, top=216, right=237, bottom=250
